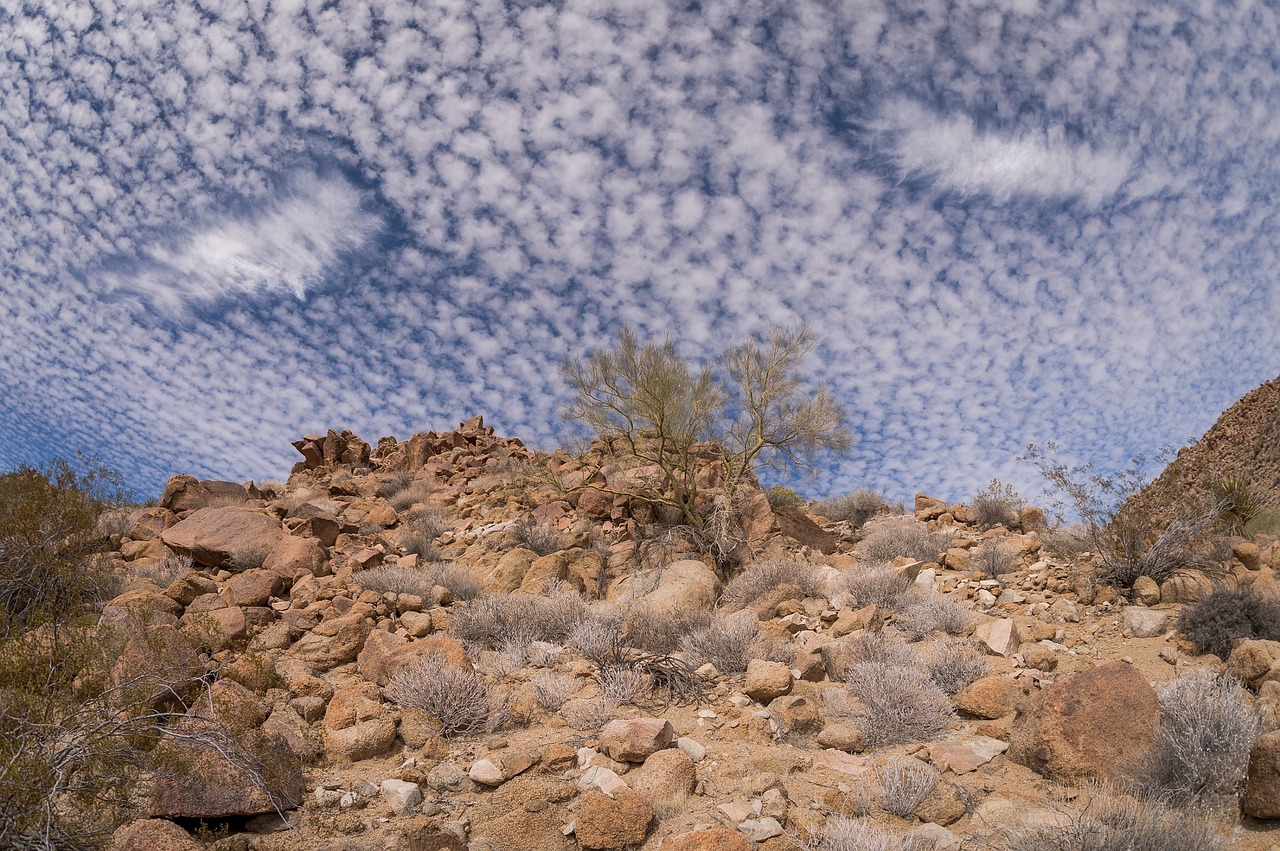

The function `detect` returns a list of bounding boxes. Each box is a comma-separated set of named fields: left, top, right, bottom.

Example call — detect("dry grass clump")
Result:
left=418, top=561, right=483, bottom=601
left=896, top=590, right=974, bottom=641
left=387, top=479, right=436, bottom=512
left=532, top=672, right=576, bottom=712
left=845, top=562, right=913, bottom=610
left=876, top=757, right=939, bottom=818
left=1143, top=669, right=1260, bottom=805
left=921, top=637, right=990, bottom=695
left=353, top=565, right=437, bottom=598
left=571, top=612, right=627, bottom=667
left=815, top=489, right=896, bottom=530
left=845, top=631, right=921, bottom=670
left=561, top=695, right=617, bottom=731
left=798, top=816, right=933, bottom=851
left=400, top=505, right=451, bottom=560
left=679, top=616, right=759, bottom=675
left=594, top=665, right=653, bottom=706
left=971, top=479, right=1024, bottom=529
left=970, top=538, right=1019, bottom=578
left=131, top=552, right=193, bottom=588
left=839, top=662, right=953, bottom=748
left=376, top=470, right=414, bottom=499
left=857, top=516, right=953, bottom=563
left=450, top=584, right=588, bottom=650
left=621, top=603, right=712, bottom=655
left=509, top=517, right=562, bottom=556
left=386, top=656, right=508, bottom=737
left=1003, top=787, right=1226, bottom=851
left=720, top=558, right=826, bottom=611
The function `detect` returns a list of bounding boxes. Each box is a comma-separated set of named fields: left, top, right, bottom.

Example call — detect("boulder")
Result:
left=1158, top=570, right=1219, bottom=604
left=600, top=717, right=675, bottom=763
left=486, top=547, right=539, bottom=593
left=575, top=789, right=654, bottom=850
left=126, top=507, right=177, bottom=541
left=1244, top=730, right=1280, bottom=818
left=110, top=819, right=201, bottom=851
left=955, top=674, right=1024, bottom=719
left=1228, top=639, right=1280, bottom=689
left=263, top=535, right=329, bottom=578
left=159, top=475, right=249, bottom=513
left=1131, top=576, right=1161, bottom=606
left=660, top=828, right=752, bottom=851
left=160, top=507, right=285, bottom=571
left=973, top=618, right=1020, bottom=657
left=915, top=495, right=949, bottom=521
left=149, top=727, right=303, bottom=819
left=928, top=734, right=1009, bottom=774
left=111, top=623, right=205, bottom=711
left=1235, top=541, right=1263, bottom=571
left=222, top=568, right=286, bottom=608
left=380, top=779, right=424, bottom=815
left=1009, top=661, right=1159, bottom=783
left=626, top=748, right=696, bottom=801
left=744, top=659, right=793, bottom=703
left=290, top=611, right=371, bottom=670
left=624, top=559, right=720, bottom=613
left=291, top=429, right=371, bottom=472
left=99, top=588, right=182, bottom=631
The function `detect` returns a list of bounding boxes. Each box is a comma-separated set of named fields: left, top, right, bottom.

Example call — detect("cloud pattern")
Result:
left=2, top=0, right=1279, bottom=508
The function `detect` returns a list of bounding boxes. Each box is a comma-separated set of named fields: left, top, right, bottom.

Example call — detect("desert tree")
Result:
left=560, top=324, right=849, bottom=569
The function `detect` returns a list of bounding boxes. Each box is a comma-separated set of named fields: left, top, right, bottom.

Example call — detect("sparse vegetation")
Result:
left=386, top=656, right=509, bottom=737
left=450, top=584, right=589, bottom=650
left=419, top=560, right=483, bottom=601
left=1176, top=586, right=1280, bottom=659
left=970, top=538, right=1019, bottom=578
left=720, top=557, right=825, bottom=611
left=840, top=662, right=953, bottom=748
left=922, top=637, right=990, bottom=695
left=857, top=516, right=952, bottom=564
left=971, top=479, right=1024, bottom=529
left=353, top=565, right=438, bottom=598
left=400, top=504, right=451, bottom=560
left=621, top=602, right=711, bottom=655
left=509, top=516, right=562, bottom=556
left=798, top=815, right=932, bottom=851
left=679, top=616, right=759, bottom=674
left=532, top=673, right=576, bottom=711
left=1211, top=474, right=1261, bottom=535
left=1143, top=669, right=1260, bottom=805
left=896, top=589, right=974, bottom=641
left=845, top=562, right=913, bottom=610
left=815, top=489, right=895, bottom=530
left=1023, top=443, right=1228, bottom=587
left=1003, top=787, right=1226, bottom=851
left=766, top=484, right=805, bottom=510
left=876, top=757, right=938, bottom=818
left=560, top=323, right=850, bottom=574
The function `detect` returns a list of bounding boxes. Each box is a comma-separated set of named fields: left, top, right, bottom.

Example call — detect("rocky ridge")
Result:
left=93, top=416, right=1280, bottom=850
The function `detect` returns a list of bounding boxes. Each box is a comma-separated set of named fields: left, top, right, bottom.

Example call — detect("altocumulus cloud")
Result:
left=0, top=0, right=1279, bottom=510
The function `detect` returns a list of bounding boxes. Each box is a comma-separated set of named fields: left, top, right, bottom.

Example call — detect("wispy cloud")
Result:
left=99, top=172, right=381, bottom=312
left=879, top=101, right=1136, bottom=206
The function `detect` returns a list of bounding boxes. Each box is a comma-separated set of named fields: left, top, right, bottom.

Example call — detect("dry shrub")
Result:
left=386, top=656, right=508, bottom=737
left=922, top=637, right=989, bottom=695
left=621, top=602, right=711, bottom=654
left=450, top=584, right=589, bottom=650
left=400, top=505, right=451, bottom=560
left=1143, top=669, right=1260, bottom=805
left=388, top=480, right=435, bottom=512
left=353, top=565, right=437, bottom=598
left=1004, top=787, right=1226, bottom=851
left=845, top=562, right=913, bottom=610
left=562, top=695, right=617, bottom=731
left=376, top=471, right=414, bottom=499
left=895, top=590, right=974, bottom=641
left=509, top=517, right=562, bottom=556
left=532, top=673, right=576, bottom=712
left=679, top=616, right=759, bottom=674
left=857, top=516, right=952, bottom=564
left=721, top=557, right=825, bottom=611
left=571, top=610, right=627, bottom=667
left=845, top=631, right=920, bottom=670
left=815, top=489, right=894, bottom=530
left=841, top=662, right=953, bottom=748
left=970, top=538, right=1019, bottom=578
left=971, top=479, right=1024, bottom=530
left=419, top=561, right=483, bottom=601
left=131, top=552, right=193, bottom=588
left=876, top=757, right=939, bottom=818
left=594, top=665, right=653, bottom=706
left=1176, top=586, right=1280, bottom=659
left=798, top=816, right=932, bottom=851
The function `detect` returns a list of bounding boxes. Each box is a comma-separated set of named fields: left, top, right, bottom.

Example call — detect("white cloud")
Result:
left=99, top=172, right=381, bottom=311
left=880, top=100, right=1135, bottom=206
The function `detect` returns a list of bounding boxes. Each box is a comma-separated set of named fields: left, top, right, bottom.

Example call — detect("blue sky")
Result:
left=3, top=0, right=1279, bottom=506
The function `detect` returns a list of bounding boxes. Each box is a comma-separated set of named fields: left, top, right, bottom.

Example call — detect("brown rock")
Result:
left=263, top=535, right=329, bottom=578
left=915, top=779, right=967, bottom=826
left=1158, top=570, right=1220, bottom=604
left=769, top=691, right=824, bottom=735
left=1235, top=541, right=1263, bottom=571
left=111, top=819, right=201, bottom=851
left=817, top=722, right=866, bottom=753
left=575, top=789, right=654, bottom=850
left=287, top=502, right=343, bottom=547
left=626, top=559, right=719, bottom=613
left=290, top=611, right=371, bottom=670
left=745, top=659, right=794, bottom=703
left=222, top=568, right=285, bottom=608
left=627, top=748, right=696, bottom=801
left=1008, top=660, right=1159, bottom=783
left=486, top=547, right=539, bottom=593
left=1131, top=575, right=1161, bottom=606
left=180, top=605, right=247, bottom=653
left=973, top=618, right=1020, bottom=657
left=160, top=507, right=284, bottom=571
left=1228, top=639, right=1280, bottom=688
left=519, top=552, right=569, bottom=593
left=1244, top=730, right=1280, bottom=818
left=660, top=828, right=753, bottom=851
left=111, top=623, right=205, bottom=711
left=159, top=475, right=249, bottom=513
left=150, top=727, right=303, bottom=818
left=955, top=675, right=1024, bottom=719
left=358, top=632, right=472, bottom=687
left=99, top=589, right=182, bottom=631
left=600, top=717, right=675, bottom=763
left=915, top=495, right=948, bottom=521
left=126, top=507, right=177, bottom=541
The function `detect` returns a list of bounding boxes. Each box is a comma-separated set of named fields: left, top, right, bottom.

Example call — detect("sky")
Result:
left=3, top=0, right=1280, bottom=509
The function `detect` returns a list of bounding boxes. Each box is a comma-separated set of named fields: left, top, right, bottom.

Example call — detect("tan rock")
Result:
left=955, top=675, right=1024, bottom=719
left=160, top=507, right=285, bottom=571
left=769, top=691, right=824, bottom=735
left=1235, top=541, right=1263, bottom=571
left=1228, top=639, right=1280, bottom=688
left=575, top=789, right=654, bottom=850
left=1244, top=730, right=1280, bottom=818
left=816, top=722, right=866, bottom=753
left=150, top=727, right=303, bottom=818
left=626, top=559, right=720, bottom=613
left=290, top=611, right=371, bottom=670
left=600, top=717, right=675, bottom=763
left=974, top=618, right=1020, bottom=657
left=660, top=828, right=752, bottom=851
left=263, top=535, right=328, bottom=578
left=915, top=495, right=948, bottom=521
left=915, top=779, right=967, bottom=825
left=519, top=552, right=569, bottom=594
left=111, top=623, right=205, bottom=711
left=627, top=748, right=696, bottom=801
left=99, top=588, right=182, bottom=631
left=1009, top=660, right=1159, bottom=783
left=126, top=507, right=177, bottom=541
left=1158, top=570, right=1221, bottom=604
left=222, top=568, right=286, bottom=608
left=928, top=734, right=1008, bottom=774
left=159, top=475, right=249, bottom=513
left=745, top=659, right=794, bottom=703
left=111, top=819, right=201, bottom=851
left=486, top=547, right=538, bottom=593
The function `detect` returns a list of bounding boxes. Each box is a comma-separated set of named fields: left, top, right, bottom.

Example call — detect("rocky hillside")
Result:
left=1129, top=374, right=1280, bottom=524
left=36, top=418, right=1280, bottom=849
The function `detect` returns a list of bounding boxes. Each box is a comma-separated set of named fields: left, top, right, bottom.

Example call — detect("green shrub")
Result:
left=1212, top=474, right=1261, bottom=535
left=765, top=484, right=804, bottom=511
left=1176, top=586, right=1280, bottom=659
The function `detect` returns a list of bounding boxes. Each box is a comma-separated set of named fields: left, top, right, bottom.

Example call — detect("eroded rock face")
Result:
left=1008, top=660, right=1159, bottom=783
left=159, top=475, right=249, bottom=514
left=1244, top=730, right=1280, bottom=818
left=160, top=507, right=285, bottom=571
left=149, top=727, right=303, bottom=819
left=575, top=789, right=654, bottom=850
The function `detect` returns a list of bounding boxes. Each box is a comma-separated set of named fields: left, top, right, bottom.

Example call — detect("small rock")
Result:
left=1244, top=730, right=1280, bottom=818
left=380, top=779, right=423, bottom=815
left=677, top=736, right=707, bottom=762
left=744, top=659, right=793, bottom=703
left=1123, top=607, right=1170, bottom=638
left=600, top=717, right=674, bottom=763
left=1131, top=575, right=1161, bottom=606
left=737, top=817, right=784, bottom=842
left=469, top=759, right=504, bottom=787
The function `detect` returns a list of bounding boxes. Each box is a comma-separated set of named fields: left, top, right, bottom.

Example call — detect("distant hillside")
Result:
left=1130, top=374, right=1280, bottom=524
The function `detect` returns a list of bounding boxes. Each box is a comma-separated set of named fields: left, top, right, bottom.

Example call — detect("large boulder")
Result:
left=289, top=611, right=372, bottom=671
left=1228, top=639, right=1280, bottom=690
left=150, top=727, right=303, bottom=819
left=1244, top=730, right=1280, bottom=818
left=1009, top=661, right=1159, bottom=783
left=575, top=789, right=654, bottom=850
left=111, top=819, right=201, bottom=851
left=660, top=828, right=752, bottom=851
left=263, top=535, right=329, bottom=579
left=159, top=476, right=249, bottom=513
left=160, top=507, right=285, bottom=571
left=618, top=560, right=719, bottom=613
left=600, top=718, right=675, bottom=763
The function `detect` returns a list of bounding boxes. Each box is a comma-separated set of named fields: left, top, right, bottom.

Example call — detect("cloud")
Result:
left=98, top=171, right=381, bottom=312
left=879, top=100, right=1136, bottom=206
